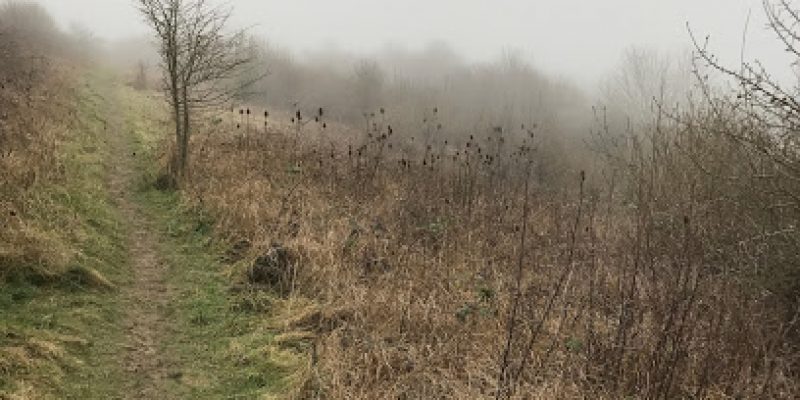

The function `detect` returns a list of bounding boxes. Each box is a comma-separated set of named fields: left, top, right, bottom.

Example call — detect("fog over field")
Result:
left=37, top=0, right=795, bottom=85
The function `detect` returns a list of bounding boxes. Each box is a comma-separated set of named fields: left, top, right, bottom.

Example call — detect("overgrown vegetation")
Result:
left=169, top=2, right=800, bottom=399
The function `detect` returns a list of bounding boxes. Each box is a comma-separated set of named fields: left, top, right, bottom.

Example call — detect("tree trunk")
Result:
left=171, top=100, right=182, bottom=178
left=180, top=84, right=190, bottom=183
left=167, top=2, right=182, bottom=185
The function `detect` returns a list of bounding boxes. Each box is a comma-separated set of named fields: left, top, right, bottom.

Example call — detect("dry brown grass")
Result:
left=0, top=41, right=80, bottom=281
left=176, top=102, right=798, bottom=399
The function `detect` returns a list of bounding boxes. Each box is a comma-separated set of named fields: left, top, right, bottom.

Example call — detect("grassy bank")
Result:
left=1, top=74, right=130, bottom=399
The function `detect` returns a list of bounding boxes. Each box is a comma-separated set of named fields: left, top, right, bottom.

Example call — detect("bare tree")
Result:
left=688, top=0, right=800, bottom=332
left=601, top=46, right=693, bottom=129
left=691, top=1, right=800, bottom=149
left=137, top=0, right=254, bottom=186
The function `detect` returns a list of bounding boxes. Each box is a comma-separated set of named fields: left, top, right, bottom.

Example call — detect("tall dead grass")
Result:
left=175, top=93, right=799, bottom=399
left=0, top=3, right=82, bottom=280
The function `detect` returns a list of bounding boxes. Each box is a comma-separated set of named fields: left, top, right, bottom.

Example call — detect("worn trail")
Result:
left=103, top=87, right=173, bottom=399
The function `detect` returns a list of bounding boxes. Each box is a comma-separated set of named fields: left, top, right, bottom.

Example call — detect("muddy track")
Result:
left=102, top=87, right=173, bottom=399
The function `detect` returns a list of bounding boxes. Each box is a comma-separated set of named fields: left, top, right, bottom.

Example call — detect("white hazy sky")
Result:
left=35, top=0, right=795, bottom=85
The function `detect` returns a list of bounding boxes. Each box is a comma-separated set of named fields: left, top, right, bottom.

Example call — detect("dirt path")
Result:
left=104, top=90, right=174, bottom=399
left=68, top=78, right=296, bottom=400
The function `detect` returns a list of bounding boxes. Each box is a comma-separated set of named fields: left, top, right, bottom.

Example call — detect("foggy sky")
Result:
left=35, top=0, right=794, bottom=85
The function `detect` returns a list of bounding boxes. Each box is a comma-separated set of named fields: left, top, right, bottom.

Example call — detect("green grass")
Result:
left=0, top=75, right=130, bottom=399
left=134, top=189, right=297, bottom=399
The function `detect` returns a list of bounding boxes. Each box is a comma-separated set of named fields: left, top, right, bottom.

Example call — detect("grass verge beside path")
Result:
left=0, top=73, right=130, bottom=399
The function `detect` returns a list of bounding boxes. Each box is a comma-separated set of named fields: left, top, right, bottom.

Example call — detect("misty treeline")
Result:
left=215, top=37, right=698, bottom=192
left=240, top=41, right=590, bottom=173
left=246, top=41, right=587, bottom=131
left=0, top=1, right=101, bottom=70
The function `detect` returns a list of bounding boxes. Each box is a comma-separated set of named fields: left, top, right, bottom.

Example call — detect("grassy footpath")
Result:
left=134, top=190, right=297, bottom=399
left=123, top=84, right=300, bottom=398
left=1, top=73, right=298, bottom=399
